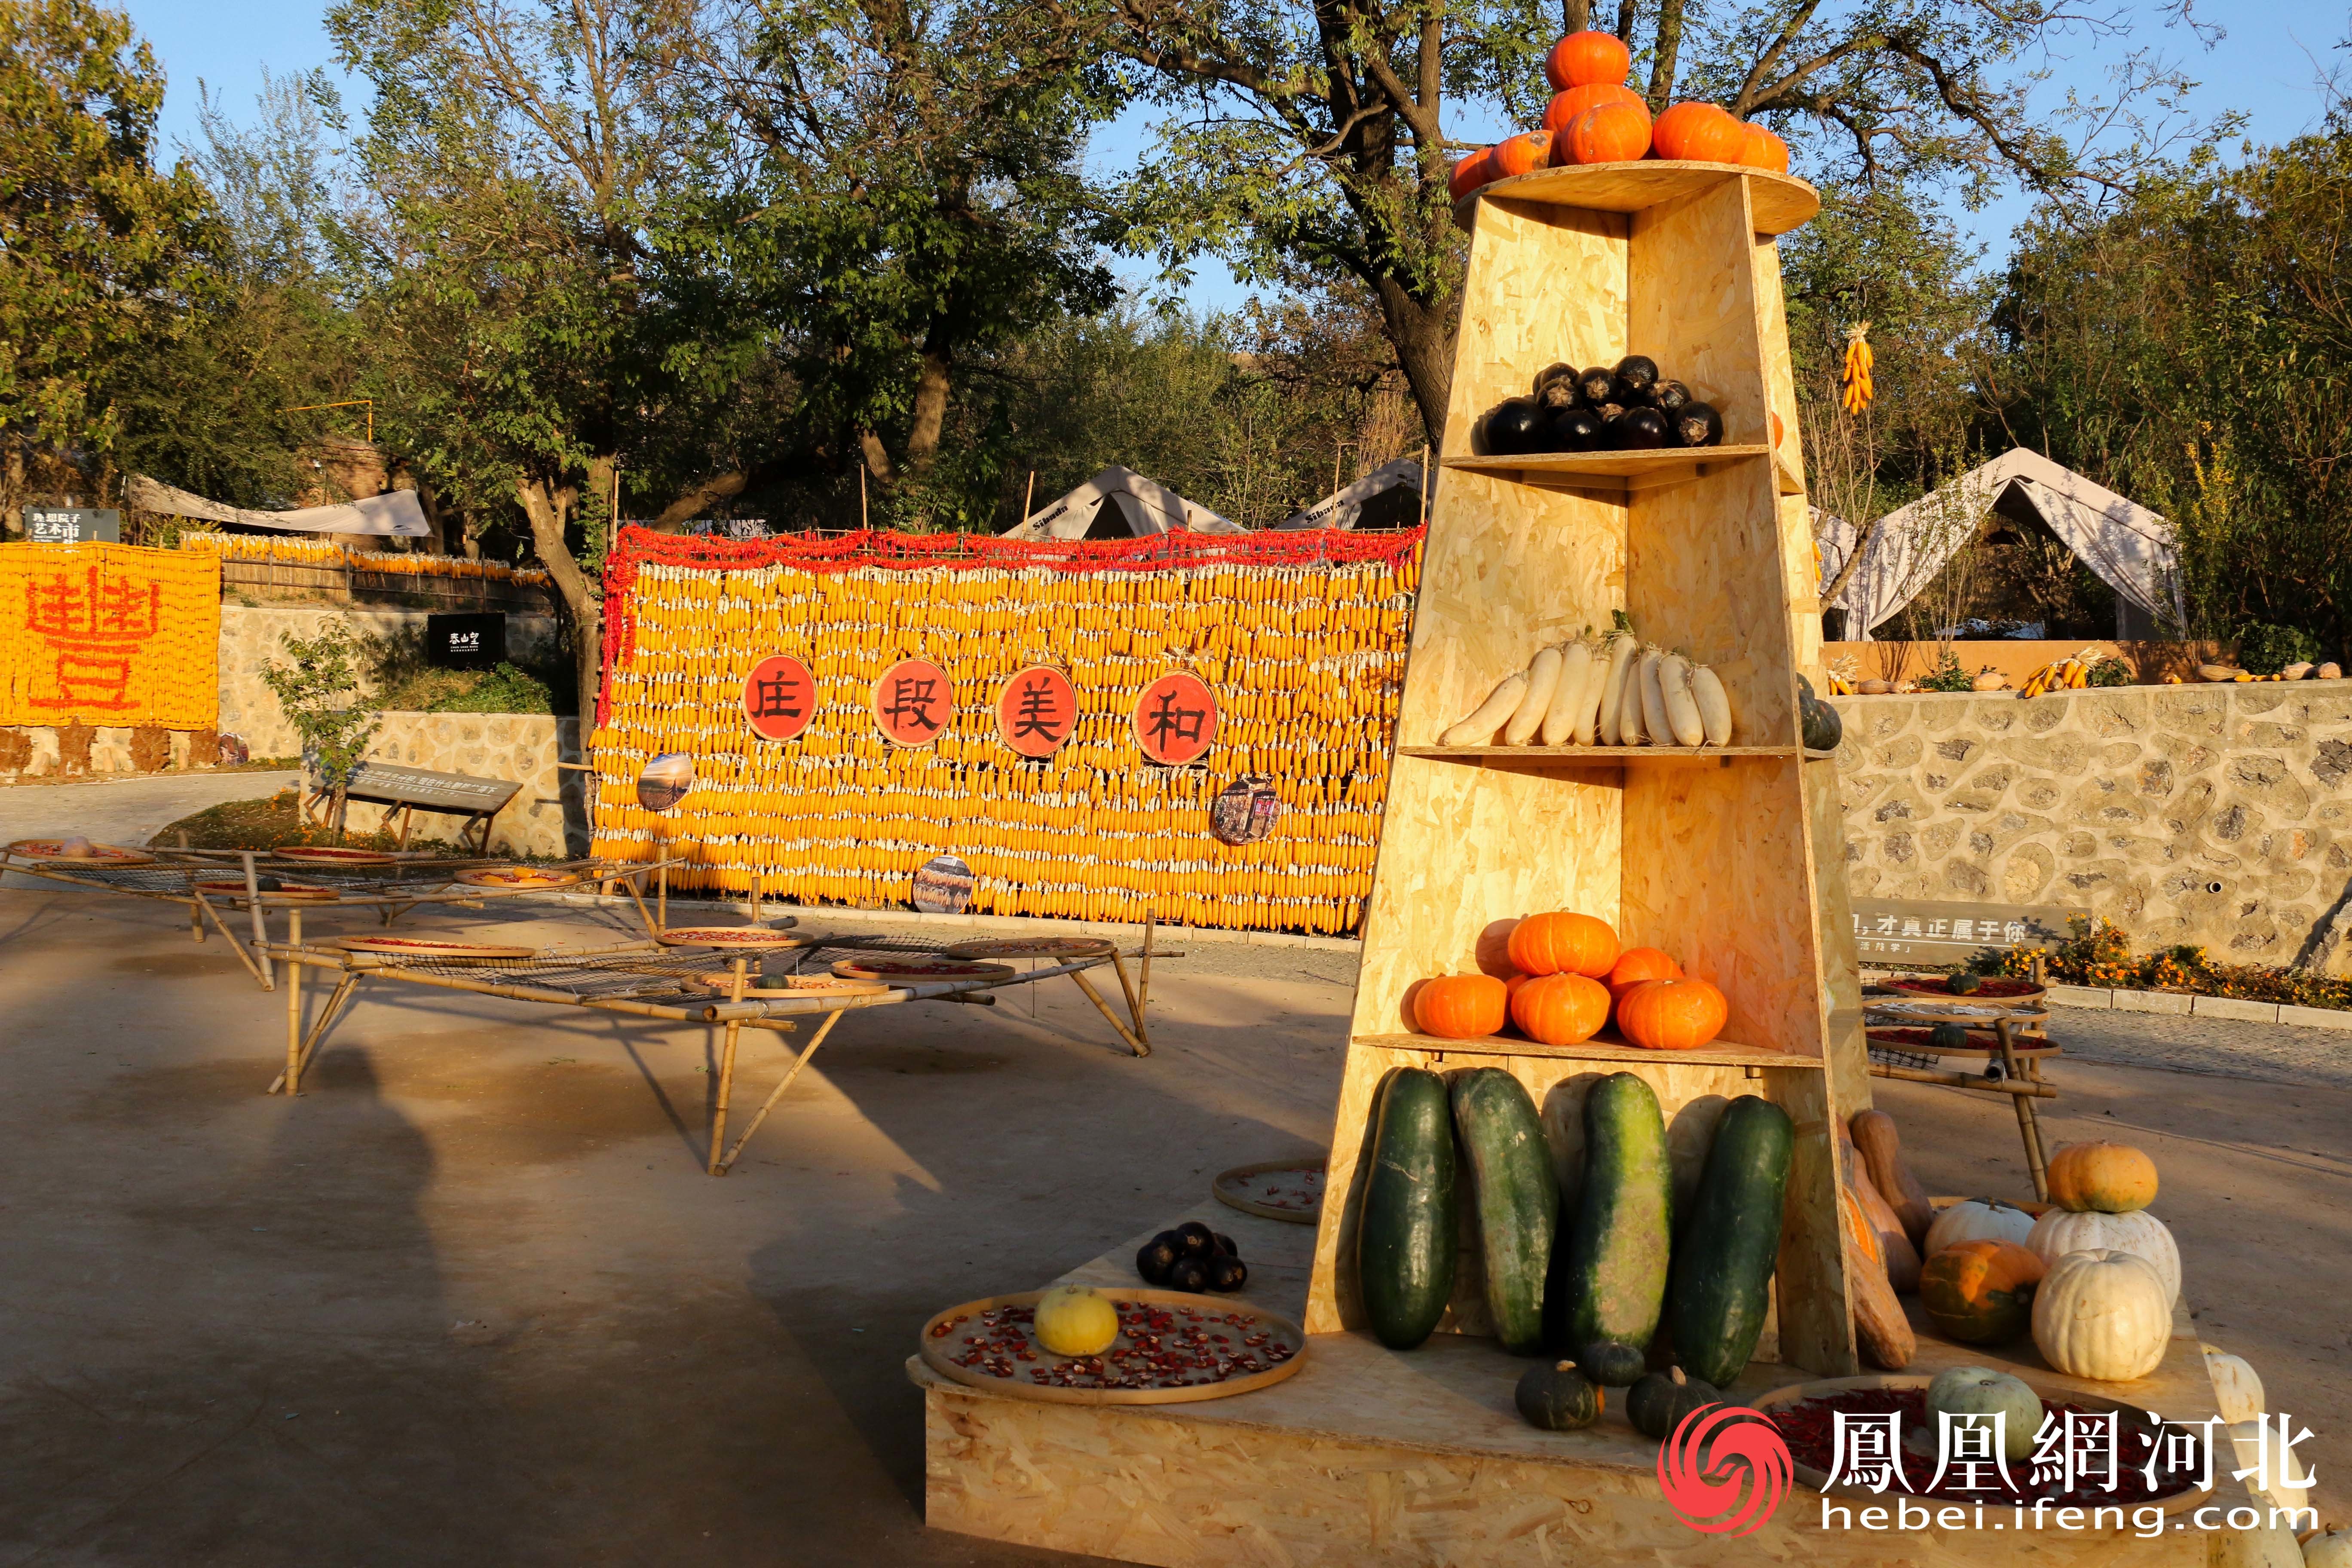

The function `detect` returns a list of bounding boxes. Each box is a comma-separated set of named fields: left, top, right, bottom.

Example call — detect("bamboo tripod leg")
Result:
left=1067, top=967, right=1146, bottom=1057
left=193, top=892, right=267, bottom=986
left=1107, top=949, right=1151, bottom=1055
left=282, top=910, right=305, bottom=1093
left=706, top=957, right=749, bottom=1175
left=270, top=973, right=359, bottom=1094
left=622, top=872, right=656, bottom=937
left=1997, top=1019, right=2051, bottom=1200
left=1139, top=913, right=1155, bottom=1016
left=243, top=851, right=273, bottom=990
left=717, top=1009, right=842, bottom=1174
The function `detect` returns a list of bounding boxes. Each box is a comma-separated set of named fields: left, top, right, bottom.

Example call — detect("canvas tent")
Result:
left=1000, top=466, right=1244, bottom=540
left=1816, top=448, right=2183, bottom=640
left=127, top=474, right=430, bottom=537
left=1271, top=458, right=1427, bottom=531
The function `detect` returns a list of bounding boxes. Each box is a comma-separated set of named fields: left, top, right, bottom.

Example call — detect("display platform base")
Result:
left=911, top=1204, right=2232, bottom=1567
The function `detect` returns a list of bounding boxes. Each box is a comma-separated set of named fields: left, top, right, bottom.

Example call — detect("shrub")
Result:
left=1978, top=916, right=2352, bottom=1011
left=2235, top=623, right=2323, bottom=675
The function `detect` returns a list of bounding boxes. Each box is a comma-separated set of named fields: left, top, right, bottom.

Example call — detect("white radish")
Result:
left=1540, top=638, right=1593, bottom=744
left=1659, top=652, right=1707, bottom=745
left=1597, top=632, right=1640, bottom=744
left=1505, top=645, right=1563, bottom=745
left=1689, top=662, right=1733, bottom=745
left=1572, top=633, right=1609, bottom=744
left=1636, top=645, right=1671, bottom=746
left=1441, top=673, right=1527, bottom=745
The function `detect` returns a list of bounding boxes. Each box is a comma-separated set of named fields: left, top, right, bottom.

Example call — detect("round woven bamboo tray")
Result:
left=275, top=846, right=399, bottom=868
left=655, top=927, right=812, bottom=949
left=333, top=937, right=536, bottom=960
left=832, top=957, right=1014, bottom=982
left=688, top=973, right=891, bottom=998
left=919, top=1289, right=1306, bottom=1406
left=1867, top=1026, right=2060, bottom=1060
left=942, top=936, right=1115, bottom=959
left=1212, top=1159, right=1328, bottom=1224
left=1877, top=975, right=2048, bottom=1006
left=455, top=867, right=582, bottom=889
left=7, top=839, right=154, bottom=865
left=193, top=877, right=340, bottom=904
left=1750, top=1373, right=2211, bottom=1516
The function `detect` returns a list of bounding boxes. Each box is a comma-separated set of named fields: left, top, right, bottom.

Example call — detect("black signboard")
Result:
left=426, top=612, right=506, bottom=668
left=23, top=507, right=120, bottom=543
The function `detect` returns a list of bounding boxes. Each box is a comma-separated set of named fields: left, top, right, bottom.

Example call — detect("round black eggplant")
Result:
left=1213, top=1232, right=1240, bottom=1257
left=1207, top=1254, right=1249, bottom=1292
left=253, top=875, right=284, bottom=893
left=1574, top=365, right=1617, bottom=404
left=1669, top=401, right=1724, bottom=447
left=1545, top=406, right=1604, bottom=451
left=1166, top=1256, right=1211, bottom=1292
left=1173, top=1220, right=1217, bottom=1257
left=1136, top=1237, right=1179, bottom=1284
left=1535, top=380, right=1581, bottom=417
left=1613, top=405, right=1668, bottom=449
left=1483, top=397, right=1547, bottom=454
left=1647, top=379, right=1691, bottom=415
left=1613, top=354, right=1660, bottom=395
left=1533, top=361, right=1576, bottom=395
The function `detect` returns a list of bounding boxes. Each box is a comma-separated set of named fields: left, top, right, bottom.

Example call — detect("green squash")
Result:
left=1947, top=971, right=1984, bottom=996
left=1929, top=1021, right=1972, bottom=1051
left=1357, top=1066, right=1458, bottom=1349
left=1626, top=1366, right=1722, bottom=1440
left=1926, top=1366, right=2042, bottom=1460
left=1451, top=1067, right=1559, bottom=1354
left=1515, top=1359, right=1604, bottom=1431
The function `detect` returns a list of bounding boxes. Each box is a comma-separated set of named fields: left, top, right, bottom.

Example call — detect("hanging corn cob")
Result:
left=1841, top=322, right=1874, bottom=414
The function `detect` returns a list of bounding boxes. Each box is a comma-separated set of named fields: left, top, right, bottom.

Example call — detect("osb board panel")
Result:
left=1762, top=1063, right=1859, bottom=1377
left=1475, top=161, right=1822, bottom=236
left=1626, top=466, right=1796, bottom=743
left=1804, top=756, right=1874, bottom=1113
left=1448, top=199, right=1626, bottom=456
left=1630, top=178, right=1771, bottom=448
left=1752, top=236, right=1807, bottom=496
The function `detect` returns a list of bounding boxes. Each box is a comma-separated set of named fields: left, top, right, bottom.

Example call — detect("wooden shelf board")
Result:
left=1354, top=1029, right=1821, bottom=1069
left=1400, top=743, right=1795, bottom=767
left=1456, top=160, right=1822, bottom=237
left=1445, top=444, right=1767, bottom=493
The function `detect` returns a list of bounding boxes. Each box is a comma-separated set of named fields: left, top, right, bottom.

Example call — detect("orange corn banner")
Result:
left=591, top=524, right=1424, bottom=935
left=0, top=543, right=220, bottom=729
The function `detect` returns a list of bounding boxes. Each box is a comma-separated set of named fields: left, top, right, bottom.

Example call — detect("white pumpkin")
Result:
left=2229, top=1421, right=2314, bottom=1516
left=2202, top=1342, right=2266, bottom=1425
left=2303, top=1528, right=2352, bottom=1568
left=2029, top=1207, right=2180, bottom=1304
left=1923, top=1197, right=2039, bottom=1258
left=2032, top=1249, right=2171, bottom=1381
left=1926, top=1366, right=2042, bottom=1460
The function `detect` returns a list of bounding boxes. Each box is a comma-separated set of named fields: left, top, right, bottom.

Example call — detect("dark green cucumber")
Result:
left=1357, top=1066, right=1458, bottom=1349
left=1544, top=1072, right=1672, bottom=1373
left=1666, top=1094, right=1795, bottom=1387
left=1449, top=1067, right=1559, bottom=1354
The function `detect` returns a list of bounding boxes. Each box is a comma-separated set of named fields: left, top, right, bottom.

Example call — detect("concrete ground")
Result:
left=0, top=854, right=2345, bottom=1561
left=0, top=770, right=302, bottom=890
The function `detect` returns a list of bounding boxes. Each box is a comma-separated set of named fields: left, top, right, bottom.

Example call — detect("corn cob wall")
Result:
left=179, top=532, right=555, bottom=585
left=590, top=525, right=1423, bottom=934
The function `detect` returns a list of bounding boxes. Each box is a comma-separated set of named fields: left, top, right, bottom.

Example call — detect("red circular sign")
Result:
left=996, top=665, right=1078, bottom=758
left=873, top=658, right=953, bottom=747
left=741, top=655, right=816, bottom=741
left=1133, top=672, right=1218, bottom=765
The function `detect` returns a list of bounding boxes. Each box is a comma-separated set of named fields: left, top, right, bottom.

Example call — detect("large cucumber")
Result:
left=1450, top=1067, right=1558, bottom=1354
left=1667, top=1094, right=1795, bottom=1387
left=1544, top=1072, right=1672, bottom=1381
left=1357, top=1067, right=1458, bottom=1349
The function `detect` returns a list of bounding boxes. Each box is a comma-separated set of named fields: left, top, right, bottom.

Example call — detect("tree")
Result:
left=0, top=0, right=215, bottom=519
left=1085, top=0, right=2195, bottom=445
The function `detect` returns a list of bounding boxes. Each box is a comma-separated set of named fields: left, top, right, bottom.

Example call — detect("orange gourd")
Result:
left=1604, top=946, right=1682, bottom=1001
left=1544, top=82, right=1646, bottom=134
left=1507, top=911, right=1620, bottom=978
left=1614, top=977, right=1727, bottom=1050
left=1562, top=102, right=1653, bottom=165
left=1415, top=974, right=1508, bottom=1039
left=2045, top=1141, right=2158, bottom=1213
left=1651, top=101, right=1745, bottom=164
left=1735, top=120, right=1790, bottom=172
left=1544, top=29, right=1630, bottom=89
left=1449, top=148, right=1494, bottom=199
left=1510, top=972, right=1611, bottom=1046
left=1918, top=1240, right=2045, bottom=1344
left=1487, top=129, right=1553, bottom=179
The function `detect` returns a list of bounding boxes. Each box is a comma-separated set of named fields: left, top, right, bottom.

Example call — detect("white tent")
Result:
left=1000, top=466, right=1243, bottom=540
left=1271, top=458, right=1427, bottom=531
left=127, top=474, right=430, bottom=537
left=1816, top=448, right=2184, bottom=639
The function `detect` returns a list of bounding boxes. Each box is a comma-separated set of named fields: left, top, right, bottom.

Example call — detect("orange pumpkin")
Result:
left=1615, top=977, right=1727, bottom=1050
left=1735, top=120, right=1790, bottom=173
left=1919, top=1239, right=2045, bottom=1344
left=1544, top=29, right=1630, bottom=90
left=1605, top=946, right=1683, bottom=1001
left=1507, top=911, right=1620, bottom=978
left=1544, top=82, right=1646, bottom=134
left=1651, top=101, right=1745, bottom=164
left=2046, top=1142, right=2158, bottom=1213
left=1415, top=974, right=1508, bottom=1039
left=1448, top=148, right=1494, bottom=200
left=1510, top=972, right=1611, bottom=1046
left=1487, top=130, right=1553, bottom=179
left=1563, top=102, right=1653, bottom=165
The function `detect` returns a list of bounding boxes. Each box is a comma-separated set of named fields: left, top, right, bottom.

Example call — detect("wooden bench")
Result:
left=318, top=762, right=524, bottom=854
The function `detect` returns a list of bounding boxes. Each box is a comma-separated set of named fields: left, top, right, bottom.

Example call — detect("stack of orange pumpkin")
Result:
left=1412, top=912, right=1730, bottom=1049
left=1448, top=30, right=1791, bottom=201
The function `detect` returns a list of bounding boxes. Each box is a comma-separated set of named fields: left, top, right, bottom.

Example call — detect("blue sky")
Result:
left=126, top=0, right=2349, bottom=310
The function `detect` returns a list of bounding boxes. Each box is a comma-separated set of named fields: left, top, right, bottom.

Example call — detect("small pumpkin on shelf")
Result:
left=1507, top=910, right=1620, bottom=978
left=2027, top=1206, right=2180, bottom=1305
left=1562, top=101, right=1653, bottom=166
left=1414, top=974, right=1509, bottom=1039
left=1544, top=81, right=1645, bottom=133
left=2045, top=1141, right=2158, bottom=1213
left=1510, top=971, right=1611, bottom=1046
left=1515, top=1358, right=1605, bottom=1431
left=1651, top=101, right=1745, bottom=163
left=1919, top=1238, right=2045, bottom=1344
left=1922, top=1197, right=2038, bottom=1258
left=1626, top=1365, right=1721, bottom=1439
left=1615, top=977, right=1728, bottom=1050
left=2032, top=1248, right=2171, bottom=1381
left=1544, top=29, right=1631, bottom=89
left=1605, top=946, right=1683, bottom=1001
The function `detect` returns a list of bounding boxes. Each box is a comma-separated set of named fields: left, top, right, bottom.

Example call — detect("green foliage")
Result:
left=1916, top=653, right=1975, bottom=692
left=260, top=623, right=381, bottom=785
left=1984, top=918, right=2352, bottom=1012
left=2085, top=656, right=2133, bottom=688
left=0, top=0, right=217, bottom=464
left=2235, top=624, right=2322, bottom=676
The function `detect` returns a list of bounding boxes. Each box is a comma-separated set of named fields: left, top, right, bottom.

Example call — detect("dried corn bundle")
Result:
left=589, top=526, right=1422, bottom=935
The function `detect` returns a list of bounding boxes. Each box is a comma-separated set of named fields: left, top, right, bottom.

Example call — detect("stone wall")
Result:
left=337, top=713, right=588, bottom=859
left=218, top=605, right=560, bottom=757
left=1828, top=684, right=2352, bottom=972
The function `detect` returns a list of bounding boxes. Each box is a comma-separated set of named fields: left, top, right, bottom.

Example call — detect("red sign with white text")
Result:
left=996, top=665, right=1078, bottom=758
left=873, top=658, right=953, bottom=747
left=1133, top=672, right=1218, bottom=765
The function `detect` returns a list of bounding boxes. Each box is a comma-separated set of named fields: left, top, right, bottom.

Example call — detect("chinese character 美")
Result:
left=751, top=668, right=806, bottom=723
left=1011, top=675, right=1069, bottom=742
left=2030, top=1409, right=2120, bottom=1493
left=882, top=675, right=943, bottom=734
left=1927, top=1413, right=2018, bottom=1492
left=1825, top=1411, right=1911, bottom=1494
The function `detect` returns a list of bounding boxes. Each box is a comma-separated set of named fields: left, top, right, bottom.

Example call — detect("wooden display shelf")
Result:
left=1356, top=1029, right=1819, bottom=1069
left=1458, top=159, right=1822, bottom=237
left=1402, top=742, right=1796, bottom=766
left=1443, top=444, right=1768, bottom=493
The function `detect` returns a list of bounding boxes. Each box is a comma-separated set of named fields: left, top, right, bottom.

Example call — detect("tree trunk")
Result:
left=859, top=431, right=894, bottom=484
left=1375, top=279, right=1457, bottom=450
left=906, top=337, right=953, bottom=466
left=518, top=476, right=602, bottom=725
